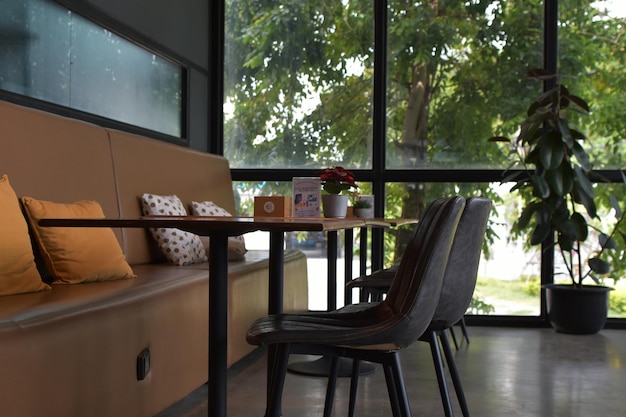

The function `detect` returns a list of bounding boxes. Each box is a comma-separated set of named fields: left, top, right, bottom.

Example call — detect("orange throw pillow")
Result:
left=21, top=197, right=135, bottom=284
left=0, top=175, right=50, bottom=295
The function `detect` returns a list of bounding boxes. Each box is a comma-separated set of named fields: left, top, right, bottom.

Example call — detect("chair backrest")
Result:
left=429, top=197, right=492, bottom=329
left=376, top=196, right=465, bottom=348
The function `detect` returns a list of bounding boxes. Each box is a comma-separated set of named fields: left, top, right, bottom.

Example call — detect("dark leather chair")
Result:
left=348, top=265, right=470, bottom=348
left=343, top=197, right=492, bottom=417
left=247, top=196, right=466, bottom=417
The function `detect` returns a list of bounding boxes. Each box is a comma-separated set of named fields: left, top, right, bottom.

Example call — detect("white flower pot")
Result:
left=322, top=194, right=349, bottom=218
left=354, top=207, right=374, bottom=218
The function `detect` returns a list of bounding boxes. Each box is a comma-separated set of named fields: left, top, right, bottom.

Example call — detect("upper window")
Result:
left=385, top=1, right=543, bottom=169
left=558, top=0, right=626, bottom=169
left=224, top=1, right=374, bottom=169
left=224, top=1, right=547, bottom=171
left=0, top=0, right=183, bottom=137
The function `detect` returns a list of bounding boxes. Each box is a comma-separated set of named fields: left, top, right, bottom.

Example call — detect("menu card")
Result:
left=292, top=177, right=321, bottom=218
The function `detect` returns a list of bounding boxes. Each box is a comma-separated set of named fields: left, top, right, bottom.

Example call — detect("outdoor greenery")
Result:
left=478, top=275, right=626, bottom=316
left=225, top=1, right=624, bottom=168
left=224, top=1, right=626, bottom=312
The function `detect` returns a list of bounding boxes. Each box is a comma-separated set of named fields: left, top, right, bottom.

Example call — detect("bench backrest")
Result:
left=0, top=100, right=236, bottom=265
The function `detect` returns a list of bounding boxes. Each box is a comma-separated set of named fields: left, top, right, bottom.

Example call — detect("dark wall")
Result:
left=81, top=0, right=208, bottom=68
left=59, top=0, right=210, bottom=152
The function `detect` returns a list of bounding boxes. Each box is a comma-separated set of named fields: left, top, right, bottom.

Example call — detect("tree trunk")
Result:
left=395, top=62, right=431, bottom=261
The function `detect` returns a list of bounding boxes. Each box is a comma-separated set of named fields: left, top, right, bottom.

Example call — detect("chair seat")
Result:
left=247, top=302, right=401, bottom=348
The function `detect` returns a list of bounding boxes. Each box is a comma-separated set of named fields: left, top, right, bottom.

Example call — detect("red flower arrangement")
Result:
left=318, top=165, right=358, bottom=195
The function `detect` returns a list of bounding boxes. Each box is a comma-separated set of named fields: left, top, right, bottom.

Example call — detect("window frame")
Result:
left=220, top=0, right=626, bottom=329
left=0, top=0, right=189, bottom=144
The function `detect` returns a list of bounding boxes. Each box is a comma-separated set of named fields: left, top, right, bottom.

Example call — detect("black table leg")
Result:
left=327, top=230, right=338, bottom=310
left=345, top=228, right=354, bottom=305
left=208, top=233, right=229, bottom=417
left=266, top=231, right=285, bottom=416
left=268, top=231, right=285, bottom=314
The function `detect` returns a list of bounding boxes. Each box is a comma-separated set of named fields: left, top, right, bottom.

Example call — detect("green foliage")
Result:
left=467, top=295, right=495, bottom=315
left=523, top=275, right=541, bottom=297
left=353, top=199, right=371, bottom=209
left=609, top=287, right=626, bottom=315
left=225, top=0, right=373, bottom=168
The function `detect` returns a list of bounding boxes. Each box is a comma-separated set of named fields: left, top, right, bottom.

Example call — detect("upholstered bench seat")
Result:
left=0, top=99, right=309, bottom=417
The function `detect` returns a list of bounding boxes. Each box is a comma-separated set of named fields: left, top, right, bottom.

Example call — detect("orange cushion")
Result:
left=0, top=175, right=50, bottom=295
left=21, top=197, right=135, bottom=284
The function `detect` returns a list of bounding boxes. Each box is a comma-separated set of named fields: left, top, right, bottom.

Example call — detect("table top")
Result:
left=362, top=218, right=418, bottom=227
left=38, top=216, right=417, bottom=235
left=38, top=216, right=368, bottom=236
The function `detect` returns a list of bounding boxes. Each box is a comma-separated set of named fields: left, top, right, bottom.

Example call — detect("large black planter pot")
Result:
left=544, top=284, right=613, bottom=334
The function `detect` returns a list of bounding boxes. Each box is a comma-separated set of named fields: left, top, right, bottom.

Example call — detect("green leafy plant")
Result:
left=353, top=199, right=372, bottom=209
left=490, top=69, right=626, bottom=287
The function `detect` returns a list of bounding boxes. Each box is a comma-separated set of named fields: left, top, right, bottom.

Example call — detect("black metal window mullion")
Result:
left=209, top=0, right=225, bottom=156
left=371, top=0, right=388, bottom=272
left=540, top=0, right=559, bottom=321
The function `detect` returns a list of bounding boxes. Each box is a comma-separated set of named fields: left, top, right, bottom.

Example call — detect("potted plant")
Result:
left=490, top=69, right=626, bottom=334
left=353, top=197, right=373, bottom=218
left=318, top=166, right=358, bottom=218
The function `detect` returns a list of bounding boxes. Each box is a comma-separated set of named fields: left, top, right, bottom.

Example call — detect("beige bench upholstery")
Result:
left=0, top=99, right=308, bottom=417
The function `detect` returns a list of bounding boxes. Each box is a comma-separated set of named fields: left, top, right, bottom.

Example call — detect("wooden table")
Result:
left=39, top=215, right=367, bottom=417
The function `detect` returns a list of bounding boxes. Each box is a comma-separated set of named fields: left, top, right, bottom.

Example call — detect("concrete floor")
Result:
left=156, top=326, right=626, bottom=417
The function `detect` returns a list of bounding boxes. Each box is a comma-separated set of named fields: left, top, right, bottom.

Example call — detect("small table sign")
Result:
left=292, top=177, right=321, bottom=218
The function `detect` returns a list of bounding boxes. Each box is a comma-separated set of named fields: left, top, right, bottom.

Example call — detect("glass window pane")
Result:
left=558, top=0, right=626, bottom=169
left=383, top=182, right=541, bottom=316
left=0, top=0, right=183, bottom=137
left=70, top=15, right=182, bottom=136
left=0, top=0, right=70, bottom=105
left=235, top=180, right=368, bottom=311
left=224, top=1, right=374, bottom=169
left=385, top=1, right=543, bottom=169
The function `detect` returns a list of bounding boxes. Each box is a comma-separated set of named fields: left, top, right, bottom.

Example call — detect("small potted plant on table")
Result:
left=353, top=196, right=374, bottom=218
left=318, top=166, right=358, bottom=218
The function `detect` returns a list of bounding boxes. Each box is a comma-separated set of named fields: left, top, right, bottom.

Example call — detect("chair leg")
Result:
left=440, top=331, right=471, bottom=417
left=459, top=317, right=470, bottom=345
left=323, top=356, right=340, bottom=417
left=427, top=331, right=455, bottom=417
left=348, top=358, right=361, bottom=417
left=389, top=352, right=412, bottom=417
left=383, top=363, right=402, bottom=417
left=266, top=345, right=279, bottom=404
left=265, top=343, right=290, bottom=417
left=449, top=326, right=460, bottom=350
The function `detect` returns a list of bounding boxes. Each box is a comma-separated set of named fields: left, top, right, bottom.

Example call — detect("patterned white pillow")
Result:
left=190, top=201, right=247, bottom=261
left=140, top=194, right=207, bottom=265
